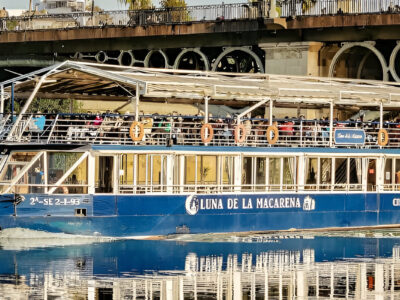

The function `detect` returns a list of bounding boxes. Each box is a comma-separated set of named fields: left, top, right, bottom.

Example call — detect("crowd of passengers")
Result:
left=1, top=111, right=400, bottom=145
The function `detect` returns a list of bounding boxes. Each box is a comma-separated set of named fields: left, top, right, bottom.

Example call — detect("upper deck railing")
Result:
left=1, top=0, right=400, bottom=32
left=0, top=113, right=397, bottom=149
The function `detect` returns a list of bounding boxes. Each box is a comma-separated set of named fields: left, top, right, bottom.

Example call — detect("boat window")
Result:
left=185, top=156, right=196, bottom=185
left=28, top=155, right=45, bottom=194
left=283, top=157, right=295, bottom=190
left=119, top=154, right=167, bottom=193
left=256, top=157, right=267, bottom=190
left=48, top=152, right=84, bottom=191
left=137, top=154, right=149, bottom=186
left=184, top=155, right=226, bottom=192
left=384, top=158, right=393, bottom=187
left=367, top=159, right=376, bottom=191
left=0, top=152, right=44, bottom=194
left=120, top=154, right=134, bottom=186
left=395, top=159, right=400, bottom=188
left=242, top=157, right=253, bottom=190
left=222, top=156, right=235, bottom=190
left=319, top=158, right=332, bottom=190
left=0, top=152, right=37, bottom=182
left=305, top=158, right=318, bottom=189
left=335, top=158, right=348, bottom=188
left=95, top=156, right=114, bottom=193
left=48, top=152, right=88, bottom=194
left=349, top=158, right=362, bottom=190
left=199, top=156, right=217, bottom=185
left=64, top=157, right=88, bottom=194
left=269, top=158, right=280, bottom=191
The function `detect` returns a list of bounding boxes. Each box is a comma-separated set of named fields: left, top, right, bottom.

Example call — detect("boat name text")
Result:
left=185, top=195, right=315, bottom=215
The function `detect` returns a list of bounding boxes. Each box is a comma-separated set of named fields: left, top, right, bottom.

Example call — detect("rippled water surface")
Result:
left=1, top=229, right=400, bottom=299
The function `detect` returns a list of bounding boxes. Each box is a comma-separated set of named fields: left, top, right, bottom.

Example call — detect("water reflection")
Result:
left=1, top=236, right=400, bottom=299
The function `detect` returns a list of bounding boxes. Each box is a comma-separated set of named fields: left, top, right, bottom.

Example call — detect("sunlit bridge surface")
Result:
left=1, top=231, right=400, bottom=299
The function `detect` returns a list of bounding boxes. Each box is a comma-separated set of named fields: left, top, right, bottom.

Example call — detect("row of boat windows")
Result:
left=0, top=151, right=397, bottom=194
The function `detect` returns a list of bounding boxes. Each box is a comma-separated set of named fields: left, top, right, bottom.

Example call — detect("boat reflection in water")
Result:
left=1, top=235, right=400, bottom=299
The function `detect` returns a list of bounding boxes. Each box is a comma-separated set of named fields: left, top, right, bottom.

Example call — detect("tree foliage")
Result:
left=119, top=0, right=154, bottom=10
left=159, top=0, right=187, bottom=9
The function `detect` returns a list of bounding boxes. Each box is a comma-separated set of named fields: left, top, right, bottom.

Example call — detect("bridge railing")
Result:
left=0, top=1, right=399, bottom=32
left=0, top=3, right=266, bottom=31
left=280, top=0, right=400, bottom=17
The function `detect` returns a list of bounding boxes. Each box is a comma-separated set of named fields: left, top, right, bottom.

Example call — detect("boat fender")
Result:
left=266, top=125, right=279, bottom=145
left=62, top=186, right=69, bottom=194
left=129, top=121, right=145, bottom=142
left=234, top=124, right=246, bottom=144
left=200, top=123, right=214, bottom=144
left=377, top=128, right=389, bottom=146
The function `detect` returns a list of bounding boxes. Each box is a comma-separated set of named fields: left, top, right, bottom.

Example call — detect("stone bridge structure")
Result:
left=2, top=1, right=400, bottom=82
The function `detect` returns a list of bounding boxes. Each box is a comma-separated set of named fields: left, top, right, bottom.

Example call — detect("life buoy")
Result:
left=266, top=125, right=279, bottom=145
left=129, top=121, right=145, bottom=142
left=62, top=186, right=69, bottom=194
left=234, top=124, right=246, bottom=144
left=200, top=123, right=214, bottom=144
left=377, top=128, right=389, bottom=146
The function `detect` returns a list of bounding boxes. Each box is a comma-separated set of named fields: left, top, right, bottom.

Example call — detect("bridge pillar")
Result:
left=259, top=42, right=323, bottom=76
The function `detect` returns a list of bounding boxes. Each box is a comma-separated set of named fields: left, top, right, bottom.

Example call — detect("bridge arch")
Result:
left=211, top=47, right=264, bottom=73
left=144, top=50, right=170, bottom=69
left=328, top=42, right=389, bottom=81
left=118, top=50, right=136, bottom=67
left=173, top=48, right=210, bottom=71
left=95, top=51, right=108, bottom=64
left=389, top=41, right=400, bottom=82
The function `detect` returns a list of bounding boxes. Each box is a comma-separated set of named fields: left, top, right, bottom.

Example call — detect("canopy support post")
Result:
left=329, top=100, right=334, bottom=147
left=135, top=83, right=140, bottom=121
left=204, top=96, right=210, bottom=123
left=380, top=101, right=384, bottom=129
left=269, top=99, right=273, bottom=126
left=0, top=85, right=4, bottom=114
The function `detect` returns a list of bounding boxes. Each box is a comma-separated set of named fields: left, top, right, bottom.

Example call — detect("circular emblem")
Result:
left=185, top=194, right=199, bottom=216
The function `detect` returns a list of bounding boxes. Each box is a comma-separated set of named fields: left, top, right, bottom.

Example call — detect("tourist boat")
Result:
left=1, top=61, right=400, bottom=237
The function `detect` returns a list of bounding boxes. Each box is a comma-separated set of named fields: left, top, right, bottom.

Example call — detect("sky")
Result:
left=2, top=0, right=241, bottom=10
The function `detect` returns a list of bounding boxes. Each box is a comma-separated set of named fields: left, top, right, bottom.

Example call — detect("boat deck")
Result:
left=0, top=113, right=397, bottom=148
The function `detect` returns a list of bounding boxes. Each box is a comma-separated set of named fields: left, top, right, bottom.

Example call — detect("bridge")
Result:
left=2, top=0, right=400, bottom=82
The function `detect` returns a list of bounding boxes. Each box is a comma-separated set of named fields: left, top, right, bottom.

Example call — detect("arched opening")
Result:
left=95, top=51, right=108, bottom=64
left=118, top=51, right=135, bottom=67
left=174, top=49, right=209, bottom=71
left=390, top=42, right=400, bottom=82
left=212, top=47, right=264, bottom=73
left=144, top=50, right=169, bottom=69
left=329, top=44, right=388, bottom=81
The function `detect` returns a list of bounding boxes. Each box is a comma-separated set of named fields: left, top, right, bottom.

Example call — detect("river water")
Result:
left=1, top=229, right=400, bottom=299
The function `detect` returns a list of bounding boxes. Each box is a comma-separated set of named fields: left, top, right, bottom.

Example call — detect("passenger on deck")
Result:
left=280, top=116, right=294, bottom=140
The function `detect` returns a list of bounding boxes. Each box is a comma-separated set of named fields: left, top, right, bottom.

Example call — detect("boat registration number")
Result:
left=29, top=197, right=81, bottom=206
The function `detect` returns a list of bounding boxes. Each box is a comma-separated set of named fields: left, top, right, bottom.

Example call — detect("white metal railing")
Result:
left=1, top=113, right=399, bottom=149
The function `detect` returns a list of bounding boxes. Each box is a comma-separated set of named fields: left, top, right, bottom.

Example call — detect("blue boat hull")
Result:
left=1, top=192, right=400, bottom=236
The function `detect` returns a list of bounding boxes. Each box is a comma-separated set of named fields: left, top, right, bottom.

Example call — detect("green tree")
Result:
left=159, top=0, right=189, bottom=22
left=159, top=0, right=187, bottom=8
left=119, top=0, right=153, bottom=10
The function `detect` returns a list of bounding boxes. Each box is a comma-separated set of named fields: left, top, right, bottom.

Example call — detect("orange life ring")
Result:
left=234, top=124, right=246, bottom=144
left=200, top=123, right=214, bottom=144
left=129, top=121, right=144, bottom=142
left=266, top=125, right=279, bottom=145
left=377, top=128, right=389, bottom=146
left=62, top=186, right=69, bottom=194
